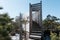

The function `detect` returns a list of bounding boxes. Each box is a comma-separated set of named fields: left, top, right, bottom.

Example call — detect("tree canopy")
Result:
left=0, top=13, right=14, bottom=40
left=43, top=14, right=60, bottom=30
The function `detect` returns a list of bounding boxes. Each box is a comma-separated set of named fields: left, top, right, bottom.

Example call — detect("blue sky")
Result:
left=0, top=0, right=60, bottom=20
left=42, top=0, right=60, bottom=19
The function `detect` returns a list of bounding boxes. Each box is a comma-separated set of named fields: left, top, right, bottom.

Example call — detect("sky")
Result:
left=0, top=0, right=60, bottom=20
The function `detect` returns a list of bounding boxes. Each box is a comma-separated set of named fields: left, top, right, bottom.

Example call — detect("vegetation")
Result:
left=43, top=14, right=60, bottom=30
left=43, top=14, right=60, bottom=40
left=0, top=13, right=14, bottom=40
left=50, top=32, right=57, bottom=40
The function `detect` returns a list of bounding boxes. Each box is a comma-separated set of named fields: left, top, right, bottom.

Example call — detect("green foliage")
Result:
left=4, top=36, right=11, bottom=40
left=43, top=14, right=60, bottom=29
left=0, top=13, right=14, bottom=40
left=43, top=15, right=60, bottom=40
left=50, top=32, right=57, bottom=40
left=57, top=26, right=60, bottom=30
